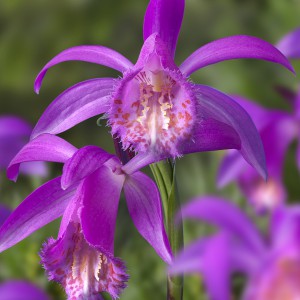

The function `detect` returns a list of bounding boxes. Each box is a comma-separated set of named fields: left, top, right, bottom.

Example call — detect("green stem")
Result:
left=150, top=160, right=183, bottom=300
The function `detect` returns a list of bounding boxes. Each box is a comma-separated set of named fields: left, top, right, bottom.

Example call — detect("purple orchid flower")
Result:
left=169, top=197, right=300, bottom=300
left=0, top=133, right=171, bottom=299
left=0, top=280, right=50, bottom=300
left=0, top=116, right=47, bottom=178
left=31, top=0, right=294, bottom=180
left=218, top=27, right=300, bottom=212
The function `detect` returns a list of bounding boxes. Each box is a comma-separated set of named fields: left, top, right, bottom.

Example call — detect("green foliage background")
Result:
left=0, top=0, right=300, bottom=299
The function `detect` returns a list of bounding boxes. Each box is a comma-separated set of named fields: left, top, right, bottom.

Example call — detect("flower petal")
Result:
left=217, top=150, right=247, bottom=188
left=0, top=205, right=11, bottom=226
left=124, top=171, right=172, bottom=264
left=276, top=27, right=300, bottom=59
left=80, top=165, right=124, bottom=253
left=0, top=116, right=32, bottom=138
left=0, top=281, right=49, bottom=300
left=7, top=134, right=77, bottom=182
left=195, top=85, right=267, bottom=180
left=31, top=78, right=115, bottom=139
left=180, top=35, right=294, bottom=76
left=0, top=177, right=76, bottom=253
left=179, top=196, right=265, bottom=254
left=143, top=0, right=184, bottom=57
left=169, top=234, right=231, bottom=300
left=61, top=146, right=114, bottom=189
left=34, top=45, right=133, bottom=93
left=180, top=118, right=241, bottom=154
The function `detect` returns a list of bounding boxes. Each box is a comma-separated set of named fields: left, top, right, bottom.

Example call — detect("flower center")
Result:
left=245, top=257, right=300, bottom=300
left=41, top=222, right=128, bottom=300
left=110, top=56, right=195, bottom=156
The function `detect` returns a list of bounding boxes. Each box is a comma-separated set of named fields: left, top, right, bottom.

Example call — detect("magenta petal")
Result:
left=0, top=116, right=32, bottom=138
left=61, top=146, right=114, bottom=189
left=217, top=150, right=248, bottom=188
left=169, top=234, right=231, bottom=300
left=180, top=118, right=241, bottom=154
left=180, top=35, right=294, bottom=76
left=276, top=27, right=300, bottom=59
left=124, top=171, right=172, bottom=264
left=195, top=85, right=267, bottom=180
left=7, top=134, right=77, bottom=182
left=80, top=166, right=124, bottom=253
left=34, top=45, right=133, bottom=93
left=180, top=196, right=265, bottom=254
left=143, top=0, right=184, bottom=57
left=31, top=78, right=115, bottom=138
left=0, top=205, right=11, bottom=226
left=0, top=177, right=76, bottom=252
left=0, top=281, right=49, bottom=300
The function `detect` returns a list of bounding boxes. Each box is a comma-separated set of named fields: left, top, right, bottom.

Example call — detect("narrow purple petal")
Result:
left=180, top=196, right=265, bottom=254
left=169, top=234, right=231, bottom=300
left=61, top=146, right=114, bottom=189
left=180, top=118, right=241, bottom=154
left=0, top=177, right=76, bottom=253
left=195, top=85, right=267, bottom=180
left=34, top=45, right=133, bottom=93
left=80, top=165, right=124, bottom=253
left=297, top=138, right=300, bottom=171
left=217, top=150, right=247, bottom=188
left=7, top=134, right=77, bottom=182
left=0, top=116, right=32, bottom=138
left=276, top=27, right=300, bottom=58
left=0, top=281, right=49, bottom=300
left=31, top=78, right=115, bottom=139
left=143, top=0, right=184, bottom=57
left=124, top=171, right=172, bottom=264
left=180, top=35, right=294, bottom=76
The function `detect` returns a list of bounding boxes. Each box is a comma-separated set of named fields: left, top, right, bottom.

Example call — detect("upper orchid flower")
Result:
left=0, top=116, right=47, bottom=178
left=218, top=27, right=300, bottom=212
left=169, top=197, right=300, bottom=300
left=31, top=0, right=294, bottom=180
left=0, top=134, right=171, bottom=299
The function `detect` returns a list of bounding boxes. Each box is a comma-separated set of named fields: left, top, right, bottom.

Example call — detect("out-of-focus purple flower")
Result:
left=0, top=116, right=47, bottom=178
left=218, top=28, right=300, bottom=212
left=31, top=0, right=294, bottom=180
left=0, top=134, right=171, bottom=299
left=0, top=280, right=50, bottom=300
left=169, top=197, right=300, bottom=300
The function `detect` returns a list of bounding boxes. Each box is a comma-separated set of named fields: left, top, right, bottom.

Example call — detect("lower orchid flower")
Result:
left=0, top=134, right=172, bottom=299
left=169, top=197, right=300, bottom=300
left=0, top=116, right=47, bottom=178
left=30, top=0, right=295, bottom=181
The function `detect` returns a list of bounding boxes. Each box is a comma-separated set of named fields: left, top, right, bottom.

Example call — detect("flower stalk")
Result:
left=150, top=160, right=183, bottom=300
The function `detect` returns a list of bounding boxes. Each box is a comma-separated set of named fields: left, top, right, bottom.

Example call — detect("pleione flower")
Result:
left=0, top=134, right=171, bottom=299
left=218, top=27, right=300, bottom=212
left=169, top=197, right=300, bottom=300
left=0, top=115, right=47, bottom=177
left=31, top=0, right=294, bottom=180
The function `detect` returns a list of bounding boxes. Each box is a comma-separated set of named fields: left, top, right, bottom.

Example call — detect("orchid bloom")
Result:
left=0, top=116, right=47, bottom=178
left=169, top=197, right=300, bottom=300
left=0, top=134, right=171, bottom=299
left=31, top=0, right=294, bottom=180
left=218, top=27, right=300, bottom=212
